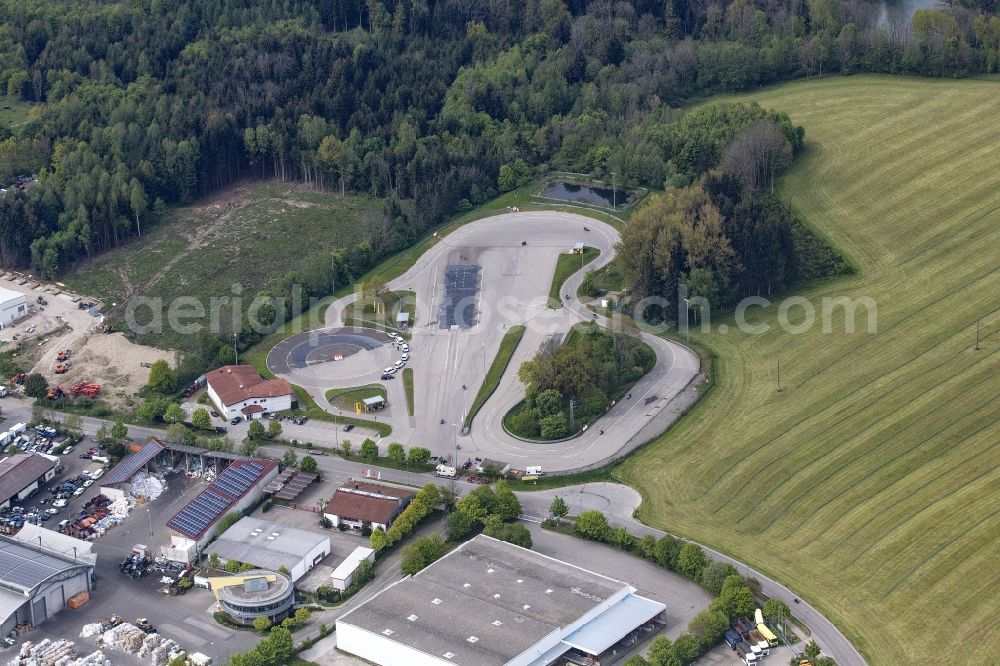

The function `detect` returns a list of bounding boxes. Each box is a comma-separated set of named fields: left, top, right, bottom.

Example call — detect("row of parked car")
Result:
left=2, top=425, right=63, bottom=456
left=381, top=333, right=411, bottom=379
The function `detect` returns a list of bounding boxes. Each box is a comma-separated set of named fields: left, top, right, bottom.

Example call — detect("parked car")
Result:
left=230, top=416, right=243, bottom=425
left=393, top=360, right=405, bottom=369
left=381, top=373, right=395, bottom=380
left=79, top=454, right=91, bottom=459
left=52, top=499, right=67, bottom=508
left=210, top=410, right=219, bottom=417
left=72, top=487, right=85, bottom=497
left=401, top=343, right=410, bottom=352
left=401, top=353, right=410, bottom=361
left=342, top=424, right=355, bottom=432
left=63, top=446, right=74, bottom=454
left=45, top=508, right=58, bottom=515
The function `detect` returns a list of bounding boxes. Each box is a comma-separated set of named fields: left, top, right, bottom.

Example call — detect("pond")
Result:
left=877, top=0, right=941, bottom=26
left=539, top=181, right=630, bottom=208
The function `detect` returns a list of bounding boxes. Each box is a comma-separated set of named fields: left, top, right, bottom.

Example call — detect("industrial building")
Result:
left=0, top=537, right=95, bottom=636
left=211, top=571, right=295, bottom=625
left=336, top=535, right=667, bottom=666
left=0, top=288, right=27, bottom=328
left=206, top=516, right=330, bottom=582
left=0, top=453, right=58, bottom=510
left=323, top=481, right=415, bottom=533
left=98, top=439, right=165, bottom=499
left=166, top=459, right=279, bottom=557
left=8, top=525, right=95, bottom=566
left=330, top=546, right=375, bottom=592
left=205, top=366, right=294, bottom=420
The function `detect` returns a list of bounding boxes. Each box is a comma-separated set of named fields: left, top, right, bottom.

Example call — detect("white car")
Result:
left=52, top=499, right=67, bottom=508
left=393, top=360, right=405, bottom=369
left=63, top=446, right=74, bottom=454
left=90, top=468, right=105, bottom=479
left=45, top=508, right=59, bottom=515
left=82, top=479, right=94, bottom=487
left=72, top=487, right=85, bottom=497
left=401, top=343, right=410, bottom=352
left=383, top=367, right=394, bottom=375
left=401, top=353, right=410, bottom=361
left=392, top=333, right=403, bottom=342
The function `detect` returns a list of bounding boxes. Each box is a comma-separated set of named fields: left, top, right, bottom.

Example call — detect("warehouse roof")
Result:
left=336, top=535, right=631, bottom=665
left=0, top=288, right=25, bottom=305
left=102, top=440, right=164, bottom=485
left=325, top=481, right=415, bottom=525
left=0, top=454, right=57, bottom=504
left=206, top=517, right=329, bottom=576
left=167, top=459, right=277, bottom=540
left=206, top=366, right=292, bottom=407
left=9, top=524, right=95, bottom=566
left=0, top=537, right=93, bottom=596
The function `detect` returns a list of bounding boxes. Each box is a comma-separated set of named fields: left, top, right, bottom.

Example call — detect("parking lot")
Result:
left=0, top=440, right=261, bottom=663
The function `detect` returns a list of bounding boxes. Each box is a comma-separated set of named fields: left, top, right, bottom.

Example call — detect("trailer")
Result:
left=755, top=608, right=780, bottom=646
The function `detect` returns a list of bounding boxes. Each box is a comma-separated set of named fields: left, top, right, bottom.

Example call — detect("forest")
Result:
left=1, top=0, right=999, bottom=278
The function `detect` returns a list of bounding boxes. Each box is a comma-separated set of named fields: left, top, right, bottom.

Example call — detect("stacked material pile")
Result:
left=78, top=624, right=102, bottom=639
left=100, top=622, right=146, bottom=653
left=130, top=473, right=166, bottom=500
left=7, top=639, right=108, bottom=666
left=138, top=634, right=182, bottom=666
left=98, top=624, right=182, bottom=665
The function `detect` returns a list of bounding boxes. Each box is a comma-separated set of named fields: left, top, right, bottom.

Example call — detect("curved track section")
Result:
left=276, top=211, right=699, bottom=472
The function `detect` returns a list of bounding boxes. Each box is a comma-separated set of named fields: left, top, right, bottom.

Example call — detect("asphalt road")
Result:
left=266, top=211, right=699, bottom=473
left=519, top=484, right=866, bottom=666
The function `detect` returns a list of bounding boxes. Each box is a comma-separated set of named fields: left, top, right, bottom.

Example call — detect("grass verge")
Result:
left=548, top=246, right=599, bottom=308
left=464, top=325, right=525, bottom=429
left=402, top=368, right=414, bottom=416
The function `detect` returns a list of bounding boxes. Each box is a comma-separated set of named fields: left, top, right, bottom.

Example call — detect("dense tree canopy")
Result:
left=0, top=0, right=996, bottom=280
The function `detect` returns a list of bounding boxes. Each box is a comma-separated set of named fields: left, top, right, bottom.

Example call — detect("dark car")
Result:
left=342, top=424, right=355, bottom=432
left=210, top=410, right=219, bottom=418
left=79, top=454, right=91, bottom=459
left=230, top=416, right=243, bottom=425
left=380, top=373, right=395, bottom=380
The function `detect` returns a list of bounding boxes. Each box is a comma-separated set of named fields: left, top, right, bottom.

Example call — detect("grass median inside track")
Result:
left=465, top=325, right=525, bottom=429
left=324, top=384, right=387, bottom=412
left=617, top=75, right=1000, bottom=665
left=548, top=246, right=599, bottom=308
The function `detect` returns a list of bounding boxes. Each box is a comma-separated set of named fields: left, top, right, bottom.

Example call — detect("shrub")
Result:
left=574, top=510, right=610, bottom=541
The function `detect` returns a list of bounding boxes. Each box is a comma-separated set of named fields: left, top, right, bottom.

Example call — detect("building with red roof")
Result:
left=205, top=365, right=294, bottom=420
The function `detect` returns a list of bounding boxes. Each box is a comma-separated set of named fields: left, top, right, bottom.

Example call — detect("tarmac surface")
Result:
left=268, top=211, right=700, bottom=473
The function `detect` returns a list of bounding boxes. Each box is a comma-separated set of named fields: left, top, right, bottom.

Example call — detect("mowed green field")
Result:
left=618, top=75, right=999, bottom=664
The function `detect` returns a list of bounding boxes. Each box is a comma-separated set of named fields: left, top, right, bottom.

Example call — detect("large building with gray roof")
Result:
left=205, top=516, right=330, bottom=582
left=0, top=536, right=95, bottom=636
left=336, top=534, right=667, bottom=666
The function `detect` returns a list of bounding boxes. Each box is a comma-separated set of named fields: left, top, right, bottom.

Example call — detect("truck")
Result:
left=723, top=628, right=742, bottom=649
left=7, top=423, right=25, bottom=438
left=435, top=464, right=456, bottom=478
left=735, top=641, right=758, bottom=665
left=755, top=608, right=779, bottom=646
left=748, top=629, right=770, bottom=655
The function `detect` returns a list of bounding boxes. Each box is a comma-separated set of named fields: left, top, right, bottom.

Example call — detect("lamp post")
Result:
left=683, top=297, right=691, bottom=344
left=233, top=333, right=239, bottom=365
left=611, top=172, right=616, bottom=211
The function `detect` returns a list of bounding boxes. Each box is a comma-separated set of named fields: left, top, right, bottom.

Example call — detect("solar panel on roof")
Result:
left=167, top=488, right=233, bottom=538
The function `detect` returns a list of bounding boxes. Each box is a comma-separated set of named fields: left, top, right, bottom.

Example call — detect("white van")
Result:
left=525, top=466, right=543, bottom=476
